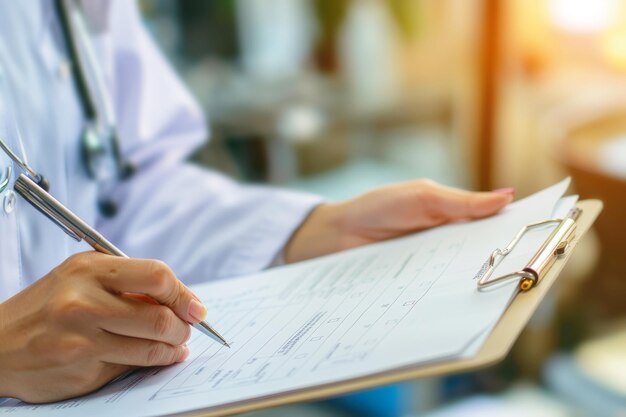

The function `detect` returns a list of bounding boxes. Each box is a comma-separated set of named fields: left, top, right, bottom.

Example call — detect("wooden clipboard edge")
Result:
left=181, top=200, right=603, bottom=417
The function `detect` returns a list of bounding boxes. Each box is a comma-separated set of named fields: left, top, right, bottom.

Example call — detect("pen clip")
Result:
left=13, top=174, right=82, bottom=241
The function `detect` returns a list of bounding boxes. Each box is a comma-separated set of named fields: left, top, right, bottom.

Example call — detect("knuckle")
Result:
left=48, top=290, right=96, bottom=322
left=416, top=178, right=436, bottom=189
left=412, top=180, right=434, bottom=200
left=172, top=281, right=186, bottom=305
left=64, top=253, right=94, bottom=275
left=50, top=254, right=98, bottom=288
left=172, top=319, right=192, bottom=345
left=148, top=260, right=184, bottom=306
left=146, top=342, right=173, bottom=365
left=416, top=178, right=438, bottom=196
left=148, top=260, right=173, bottom=293
left=180, top=323, right=192, bottom=344
left=152, top=307, right=174, bottom=338
left=415, top=179, right=442, bottom=202
left=58, top=336, right=92, bottom=363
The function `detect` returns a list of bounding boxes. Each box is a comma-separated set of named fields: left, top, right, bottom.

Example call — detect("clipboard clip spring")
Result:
left=477, top=207, right=582, bottom=292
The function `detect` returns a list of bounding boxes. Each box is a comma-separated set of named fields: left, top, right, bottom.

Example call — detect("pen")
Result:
left=13, top=174, right=230, bottom=348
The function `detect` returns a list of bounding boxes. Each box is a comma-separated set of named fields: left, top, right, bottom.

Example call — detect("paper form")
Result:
left=0, top=179, right=573, bottom=417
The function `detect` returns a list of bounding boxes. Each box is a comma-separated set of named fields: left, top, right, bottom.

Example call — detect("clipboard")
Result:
left=182, top=199, right=602, bottom=417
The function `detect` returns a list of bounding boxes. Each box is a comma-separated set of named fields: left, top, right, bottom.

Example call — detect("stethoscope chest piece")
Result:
left=81, top=124, right=113, bottom=180
left=82, top=125, right=118, bottom=217
left=81, top=124, right=135, bottom=218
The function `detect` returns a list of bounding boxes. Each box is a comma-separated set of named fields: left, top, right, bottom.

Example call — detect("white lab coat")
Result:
left=0, top=1, right=320, bottom=303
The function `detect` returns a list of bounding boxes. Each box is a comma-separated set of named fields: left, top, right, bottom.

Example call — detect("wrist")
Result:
left=284, top=202, right=347, bottom=263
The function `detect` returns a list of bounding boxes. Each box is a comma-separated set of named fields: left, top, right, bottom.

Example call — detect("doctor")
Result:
left=0, top=0, right=514, bottom=403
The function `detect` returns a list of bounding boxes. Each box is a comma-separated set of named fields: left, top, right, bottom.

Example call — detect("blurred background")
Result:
left=138, top=0, right=626, bottom=416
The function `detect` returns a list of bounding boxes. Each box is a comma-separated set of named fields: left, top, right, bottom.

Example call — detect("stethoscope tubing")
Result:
left=56, top=0, right=132, bottom=181
left=0, top=1, right=133, bottom=215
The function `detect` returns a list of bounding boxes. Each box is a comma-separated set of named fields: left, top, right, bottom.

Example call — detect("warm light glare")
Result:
left=602, top=28, right=626, bottom=70
left=549, top=0, right=618, bottom=33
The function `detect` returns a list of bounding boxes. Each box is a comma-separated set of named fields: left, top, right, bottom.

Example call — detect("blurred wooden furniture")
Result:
left=559, top=110, right=626, bottom=316
left=475, top=0, right=501, bottom=191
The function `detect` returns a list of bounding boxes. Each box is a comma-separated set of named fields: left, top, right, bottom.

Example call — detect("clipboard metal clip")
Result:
left=477, top=207, right=582, bottom=292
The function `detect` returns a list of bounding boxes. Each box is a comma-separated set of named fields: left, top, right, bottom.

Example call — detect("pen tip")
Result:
left=224, top=341, right=231, bottom=348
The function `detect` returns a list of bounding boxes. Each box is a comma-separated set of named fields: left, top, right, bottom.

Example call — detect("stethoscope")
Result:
left=0, top=0, right=134, bottom=217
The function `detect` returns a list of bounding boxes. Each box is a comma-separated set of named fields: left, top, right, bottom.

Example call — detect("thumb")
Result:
left=431, top=186, right=514, bottom=220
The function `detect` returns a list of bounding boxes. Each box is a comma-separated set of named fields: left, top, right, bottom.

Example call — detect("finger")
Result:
left=98, top=295, right=191, bottom=346
left=426, top=183, right=514, bottom=221
left=90, top=255, right=207, bottom=324
left=98, top=332, right=190, bottom=367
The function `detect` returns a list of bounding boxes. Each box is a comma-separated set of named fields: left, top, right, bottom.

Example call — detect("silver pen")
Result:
left=14, top=174, right=230, bottom=347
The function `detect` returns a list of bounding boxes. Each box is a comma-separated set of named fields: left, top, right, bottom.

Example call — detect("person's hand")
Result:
left=0, top=252, right=207, bottom=403
left=285, top=180, right=514, bottom=263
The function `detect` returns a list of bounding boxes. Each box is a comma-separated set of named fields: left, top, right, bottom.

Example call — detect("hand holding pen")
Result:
left=14, top=174, right=228, bottom=347
left=0, top=175, right=229, bottom=403
left=0, top=251, right=209, bottom=402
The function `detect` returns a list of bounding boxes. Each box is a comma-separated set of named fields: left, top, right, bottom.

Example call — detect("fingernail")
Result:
left=177, top=345, right=189, bottom=362
left=492, top=187, right=515, bottom=195
left=188, top=299, right=207, bottom=323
